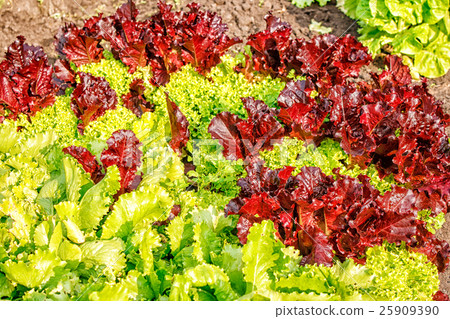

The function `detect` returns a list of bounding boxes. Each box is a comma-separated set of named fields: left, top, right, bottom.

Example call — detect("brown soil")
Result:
left=1, top=0, right=449, bottom=296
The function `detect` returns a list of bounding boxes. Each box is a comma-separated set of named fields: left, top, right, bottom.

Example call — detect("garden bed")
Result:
left=0, top=0, right=449, bottom=299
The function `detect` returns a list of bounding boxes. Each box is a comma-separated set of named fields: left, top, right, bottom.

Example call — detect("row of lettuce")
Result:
left=0, top=1, right=448, bottom=300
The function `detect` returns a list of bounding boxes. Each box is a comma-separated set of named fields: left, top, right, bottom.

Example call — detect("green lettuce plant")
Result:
left=291, top=0, right=331, bottom=8
left=338, top=0, right=450, bottom=78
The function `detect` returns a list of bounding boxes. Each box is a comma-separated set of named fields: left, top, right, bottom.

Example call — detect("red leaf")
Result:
left=64, top=130, right=143, bottom=196
left=122, top=78, right=154, bottom=117
left=433, top=291, right=450, bottom=301
left=114, top=21, right=150, bottom=73
left=0, top=36, right=56, bottom=121
left=299, top=226, right=334, bottom=267
left=178, top=3, right=241, bottom=75
left=242, top=13, right=291, bottom=78
left=115, top=0, right=139, bottom=21
left=209, top=97, right=284, bottom=162
left=63, top=146, right=104, bottom=183
left=53, top=59, right=76, bottom=94
left=70, top=72, right=118, bottom=133
left=165, top=93, right=190, bottom=155
left=0, top=72, right=20, bottom=119
left=100, top=129, right=143, bottom=194
left=209, top=112, right=244, bottom=160
left=54, top=23, right=104, bottom=67
left=146, top=1, right=240, bottom=85
left=278, top=80, right=330, bottom=142
left=85, top=1, right=239, bottom=84
left=241, top=17, right=371, bottom=86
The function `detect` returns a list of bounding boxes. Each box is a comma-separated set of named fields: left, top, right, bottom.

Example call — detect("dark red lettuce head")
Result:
left=64, top=129, right=143, bottom=196
left=100, top=129, right=143, bottom=195
left=81, top=1, right=240, bottom=85
left=122, top=78, right=154, bottom=117
left=177, top=2, right=241, bottom=75
left=241, top=16, right=371, bottom=86
left=70, top=72, right=118, bottom=133
left=209, top=97, right=284, bottom=162
left=146, top=1, right=240, bottom=85
left=240, top=13, right=291, bottom=78
left=53, top=59, right=76, bottom=94
left=54, top=23, right=104, bottom=67
left=0, top=36, right=56, bottom=122
left=277, top=79, right=330, bottom=143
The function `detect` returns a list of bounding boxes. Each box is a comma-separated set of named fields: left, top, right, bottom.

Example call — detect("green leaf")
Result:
left=167, top=216, right=187, bottom=255
left=36, top=178, right=60, bottom=214
left=192, top=206, right=234, bottom=234
left=34, top=221, right=51, bottom=247
left=80, top=238, right=126, bottom=275
left=414, top=40, right=450, bottom=78
left=58, top=240, right=82, bottom=262
left=193, top=222, right=222, bottom=263
left=275, top=269, right=331, bottom=294
left=1, top=250, right=65, bottom=288
left=0, top=122, right=20, bottom=154
left=89, top=270, right=143, bottom=301
left=63, top=157, right=84, bottom=202
left=385, top=0, right=422, bottom=25
left=49, top=222, right=64, bottom=252
left=309, top=19, right=333, bottom=34
left=101, top=184, right=172, bottom=239
left=0, top=272, right=14, bottom=299
left=337, top=0, right=359, bottom=19
left=79, top=165, right=120, bottom=231
left=423, top=0, right=449, bottom=24
left=243, top=289, right=342, bottom=301
left=242, top=220, right=279, bottom=292
left=20, top=132, right=57, bottom=158
left=139, top=228, right=161, bottom=276
left=212, top=244, right=246, bottom=295
left=291, top=0, right=314, bottom=9
left=54, top=201, right=85, bottom=244
left=169, top=264, right=238, bottom=301
left=365, top=243, right=440, bottom=301
left=392, top=24, right=431, bottom=55
left=0, top=198, right=34, bottom=243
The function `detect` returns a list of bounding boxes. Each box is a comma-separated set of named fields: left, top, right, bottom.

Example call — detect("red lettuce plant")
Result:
left=70, top=72, right=118, bottom=133
left=122, top=78, right=154, bottom=117
left=0, top=36, right=56, bottom=123
left=54, top=23, right=104, bottom=67
left=209, top=97, right=285, bottom=162
left=145, top=1, right=241, bottom=85
left=273, top=55, right=450, bottom=191
left=63, top=129, right=143, bottom=196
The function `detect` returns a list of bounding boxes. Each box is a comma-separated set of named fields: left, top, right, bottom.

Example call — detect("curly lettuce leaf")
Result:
left=365, top=243, right=440, bottom=301
left=101, top=184, right=172, bottom=239
left=78, top=165, right=120, bottom=231
left=1, top=250, right=65, bottom=289
left=80, top=238, right=126, bottom=275
left=169, top=264, right=238, bottom=301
